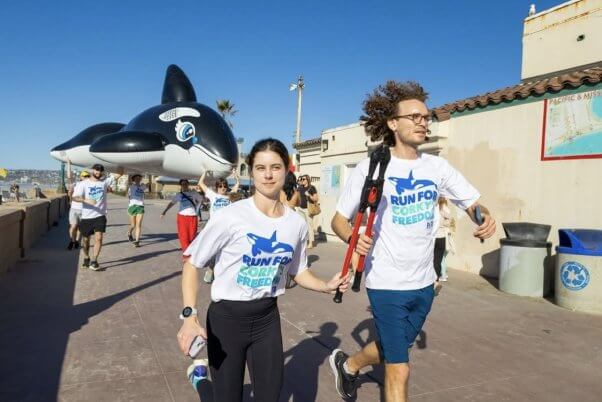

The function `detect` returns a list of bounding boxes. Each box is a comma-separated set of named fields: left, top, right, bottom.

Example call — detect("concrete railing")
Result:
left=48, top=197, right=62, bottom=228
left=0, top=195, right=69, bottom=275
left=0, top=209, right=23, bottom=276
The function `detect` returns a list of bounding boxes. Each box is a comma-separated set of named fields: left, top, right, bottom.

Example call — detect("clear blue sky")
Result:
left=0, top=0, right=561, bottom=169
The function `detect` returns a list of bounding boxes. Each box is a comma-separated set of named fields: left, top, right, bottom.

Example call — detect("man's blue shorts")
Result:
left=367, top=285, right=435, bottom=364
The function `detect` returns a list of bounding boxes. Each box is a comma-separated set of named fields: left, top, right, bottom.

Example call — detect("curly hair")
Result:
left=360, top=81, right=428, bottom=146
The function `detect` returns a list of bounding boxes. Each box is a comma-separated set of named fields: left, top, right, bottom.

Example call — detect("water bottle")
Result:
left=187, top=359, right=209, bottom=390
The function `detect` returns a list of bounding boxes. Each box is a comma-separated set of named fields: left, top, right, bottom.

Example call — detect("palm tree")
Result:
left=216, top=99, right=237, bottom=129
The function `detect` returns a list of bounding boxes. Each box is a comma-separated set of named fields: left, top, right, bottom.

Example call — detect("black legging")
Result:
left=434, top=237, right=446, bottom=279
left=207, top=297, right=283, bottom=402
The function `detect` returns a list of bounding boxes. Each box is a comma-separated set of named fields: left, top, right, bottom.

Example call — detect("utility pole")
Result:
left=289, top=75, right=305, bottom=172
left=290, top=75, right=305, bottom=145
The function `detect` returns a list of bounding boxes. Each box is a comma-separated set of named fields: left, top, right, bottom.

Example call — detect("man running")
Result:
left=72, top=163, right=123, bottom=271
left=329, top=81, right=496, bottom=402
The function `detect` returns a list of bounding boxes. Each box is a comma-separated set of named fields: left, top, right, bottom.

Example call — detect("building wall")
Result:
left=522, top=0, right=601, bottom=80
left=296, top=144, right=322, bottom=184
left=444, top=84, right=602, bottom=276
left=315, top=124, right=368, bottom=239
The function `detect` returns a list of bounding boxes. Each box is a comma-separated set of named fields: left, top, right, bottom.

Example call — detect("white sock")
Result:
left=343, top=361, right=357, bottom=376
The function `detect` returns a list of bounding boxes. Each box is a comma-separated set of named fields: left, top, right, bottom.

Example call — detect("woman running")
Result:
left=127, top=174, right=145, bottom=247
left=160, top=179, right=204, bottom=253
left=197, top=168, right=240, bottom=283
left=176, top=138, right=349, bottom=402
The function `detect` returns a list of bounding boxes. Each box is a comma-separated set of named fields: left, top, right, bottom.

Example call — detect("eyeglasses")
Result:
left=217, top=185, right=228, bottom=189
left=391, top=113, right=431, bottom=125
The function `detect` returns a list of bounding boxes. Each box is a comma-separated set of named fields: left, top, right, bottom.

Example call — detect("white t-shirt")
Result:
left=337, top=152, right=480, bottom=291
left=128, top=184, right=145, bottom=206
left=184, top=198, right=309, bottom=302
left=73, top=176, right=117, bottom=220
left=172, top=191, right=204, bottom=216
left=205, top=189, right=231, bottom=215
left=69, top=181, right=84, bottom=210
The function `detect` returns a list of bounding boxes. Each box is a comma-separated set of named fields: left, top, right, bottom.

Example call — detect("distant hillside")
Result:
left=0, top=169, right=61, bottom=185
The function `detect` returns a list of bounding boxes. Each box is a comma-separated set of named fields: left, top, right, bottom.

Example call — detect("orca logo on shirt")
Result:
left=389, top=171, right=436, bottom=194
left=88, top=186, right=104, bottom=201
left=246, top=231, right=294, bottom=256
left=388, top=171, right=438, bottom=227
left=213, top=197, right=230, bottom=211
left=237, top=231, right=294, bottom=292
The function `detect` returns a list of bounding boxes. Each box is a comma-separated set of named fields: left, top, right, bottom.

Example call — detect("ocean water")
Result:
left=549, top=130, right=602, bottom=156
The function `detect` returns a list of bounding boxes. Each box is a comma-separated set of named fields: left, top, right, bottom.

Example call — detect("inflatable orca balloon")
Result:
left=50, top=123, right=126, bottom=170
left=50, top=65, right=239, bottom=178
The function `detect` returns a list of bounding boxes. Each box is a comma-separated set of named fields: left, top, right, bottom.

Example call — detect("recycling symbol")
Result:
left=560, top=261, right=590, bottom=291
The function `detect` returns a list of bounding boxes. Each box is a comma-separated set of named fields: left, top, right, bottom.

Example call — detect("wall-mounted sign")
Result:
left=541, top=89, right=602, bottom=161
left=321, top=165, right=341, bottom=197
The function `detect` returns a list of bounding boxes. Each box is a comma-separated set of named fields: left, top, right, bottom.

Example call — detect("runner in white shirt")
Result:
left=66, top=160, right=90, bottom=250
left=197, top=168, right=240, bottom=283
left=71, top=163, right=123, bottom=271
left=160, top=179, right=204, bottom=253
left=126, top=174, right=146, bottom=247
left=176, top=138, right=350, bottom=402
left=329, top=81, right=497, bottom=402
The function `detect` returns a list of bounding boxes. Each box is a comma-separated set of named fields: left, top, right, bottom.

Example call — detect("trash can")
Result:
left=499, top=223, right=552, bottom=297
left=555, top=229, right=602, bottom=314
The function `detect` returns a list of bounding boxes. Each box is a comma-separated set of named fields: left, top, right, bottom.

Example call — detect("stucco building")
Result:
left=294, top=0, right=602, bottom=276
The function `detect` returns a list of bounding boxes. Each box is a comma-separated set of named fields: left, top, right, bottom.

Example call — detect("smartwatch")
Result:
left=179, top=306, right=198, bottom=320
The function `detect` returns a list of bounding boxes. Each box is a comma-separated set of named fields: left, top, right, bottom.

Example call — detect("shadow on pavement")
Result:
left=0, top=229, right=180, bottom=402
left=101, top=248, right=178, bottom=270
left=103, top=232, right=179, bottom=247
left=279, top=322, right=341, bottom=402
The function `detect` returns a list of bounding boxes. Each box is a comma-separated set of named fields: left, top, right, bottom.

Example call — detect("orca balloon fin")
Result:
left=161, top=64, right=197, bottom=104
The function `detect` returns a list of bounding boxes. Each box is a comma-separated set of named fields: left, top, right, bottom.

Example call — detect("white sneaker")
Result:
left=440, top=275, right=448, bottom=282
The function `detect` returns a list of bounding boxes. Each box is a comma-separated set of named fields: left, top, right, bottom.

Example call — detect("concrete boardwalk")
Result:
left=1, top=197, right=601, bottom=402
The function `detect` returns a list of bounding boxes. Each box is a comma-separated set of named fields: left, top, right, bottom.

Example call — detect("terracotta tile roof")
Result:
left=293, top=138, right=321, bottom=149
left=432, top=65, right=602, bottom=121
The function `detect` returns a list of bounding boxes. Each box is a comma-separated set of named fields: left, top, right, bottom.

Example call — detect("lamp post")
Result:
left=289, top=75, right=305, bottom=171
left=289, top=75, right=305, bottom=145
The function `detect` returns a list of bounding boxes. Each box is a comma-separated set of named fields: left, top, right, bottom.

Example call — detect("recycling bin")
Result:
left=499, top=223, right=552, bottom=297
left=555, top=229, right=602, bottom=314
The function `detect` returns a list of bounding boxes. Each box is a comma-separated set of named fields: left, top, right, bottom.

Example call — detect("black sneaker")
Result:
left=133, top=241, right=140, bottom=248
left=81, top=258, right=90, bottom=269
left=74, top=241, right=80, bottom=249
left=67, top=241, right=74, bottom=250
left=329, top=349, right=358, bottom=399
left=127, top=232, right=134, bottom=243
left=89, top=261, right=101, bottom=271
